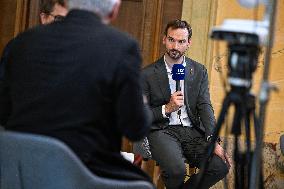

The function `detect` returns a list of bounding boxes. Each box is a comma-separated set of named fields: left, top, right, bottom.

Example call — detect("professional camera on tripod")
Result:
left=195, top=1, right=278, bottom=189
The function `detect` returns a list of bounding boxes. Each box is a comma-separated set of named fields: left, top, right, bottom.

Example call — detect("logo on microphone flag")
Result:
left=172, top=64, right=185, bottom=80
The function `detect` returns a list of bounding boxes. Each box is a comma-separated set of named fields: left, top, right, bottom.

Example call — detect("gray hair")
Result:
left=68, top=0, right=118, bottom=17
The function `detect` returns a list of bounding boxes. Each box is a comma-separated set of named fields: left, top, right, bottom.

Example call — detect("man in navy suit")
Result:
left=0, top=0, right=152, bottom=183
left=143, top=19, right=230, bottom=189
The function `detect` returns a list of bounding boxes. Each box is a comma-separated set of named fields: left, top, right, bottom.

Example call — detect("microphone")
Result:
left=172, top=64, right=186, bottom=92
left=172, top=64, right=186, bottom=117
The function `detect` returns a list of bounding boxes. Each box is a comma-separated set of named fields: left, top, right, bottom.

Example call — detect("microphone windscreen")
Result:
left=172, top=64, right=185, bottom=81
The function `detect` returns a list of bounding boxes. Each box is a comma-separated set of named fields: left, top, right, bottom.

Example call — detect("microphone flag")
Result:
left=172, top=64, right=185, bottom=80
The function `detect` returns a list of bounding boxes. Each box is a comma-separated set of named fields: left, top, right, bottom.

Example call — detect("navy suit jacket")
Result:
left=142, top=57, right=216, bottom=138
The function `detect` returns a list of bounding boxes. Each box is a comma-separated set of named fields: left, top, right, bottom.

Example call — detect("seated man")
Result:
left=0, top=0, right=152, bottom=183
left=142, top=19, right=230, bottom=189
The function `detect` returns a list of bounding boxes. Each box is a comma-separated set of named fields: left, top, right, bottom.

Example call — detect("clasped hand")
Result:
left=165, top=91, right=184, bottom=114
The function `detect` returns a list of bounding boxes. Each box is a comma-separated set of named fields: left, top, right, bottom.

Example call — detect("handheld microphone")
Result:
left=172, top=64, right=186, bottom=117
left=172, top=64, right=186, bottom=91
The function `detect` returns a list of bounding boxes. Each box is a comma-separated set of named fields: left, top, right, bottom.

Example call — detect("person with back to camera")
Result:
left=0, top=0, right=153, bottom=184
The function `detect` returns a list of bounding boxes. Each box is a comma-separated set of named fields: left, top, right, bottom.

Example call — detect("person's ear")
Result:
left=163, top=35, right=167, bottom=45
left=40, top=13, right=48, bottom=25
left=188, top=39, right=192, bottom=46
left=108, top=0, right=121, bottom=23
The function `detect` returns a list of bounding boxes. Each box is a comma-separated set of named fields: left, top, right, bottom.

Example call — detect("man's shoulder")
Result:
left=143, top=62, right=156, bottom=72
left=185, top=57, right=203, bottom=67
left=103, top=25, right=137, bottom=47
left=142, top=58, right=163, bottom=75
left=185, top=57, right=206, bottom=71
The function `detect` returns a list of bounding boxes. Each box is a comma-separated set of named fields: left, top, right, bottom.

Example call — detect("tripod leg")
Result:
left=194, top=92, right=233, bottom=189
left=250, top=111, right=265, bottom=189
left=231, top=103, right=244, bottom=189
left=244, top=94, right=257, bottom=188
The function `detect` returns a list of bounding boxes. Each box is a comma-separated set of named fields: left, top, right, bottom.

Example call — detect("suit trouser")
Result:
left=148, top=125, right=229, bottom=189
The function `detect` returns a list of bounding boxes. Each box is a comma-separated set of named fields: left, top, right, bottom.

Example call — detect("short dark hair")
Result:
left=164, top=19, right=192, bottom=40
left=40, top=0, right=66, bottom=14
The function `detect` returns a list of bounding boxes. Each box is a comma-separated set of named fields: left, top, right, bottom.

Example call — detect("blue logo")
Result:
left=172, top=64, right=185, bottom=80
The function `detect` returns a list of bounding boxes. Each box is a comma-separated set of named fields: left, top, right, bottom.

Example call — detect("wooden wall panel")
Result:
left=157, top=0, right=183, bottom=59
left=111, top=0, right=144, bottom=44
left=112, top=0, right=160, bottom=67
left=0, top=0, right=17, bottom=54
left=182, top=0, right=217, bottom=77
left=0, top=0, right=40, bottom=55
left=112, top=0, right=183, bottom=67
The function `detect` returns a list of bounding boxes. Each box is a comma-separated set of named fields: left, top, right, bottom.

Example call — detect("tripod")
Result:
left=197, top=85, right=264, bottom=189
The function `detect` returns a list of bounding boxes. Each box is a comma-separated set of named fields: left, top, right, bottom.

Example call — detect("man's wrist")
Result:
left=165, top=103, right=176, bottom=114
left=162, top=105, right=170, bottom=118
left=206, top=135, right=213, bottom=142
left=206, top=135, right=221, bottom=144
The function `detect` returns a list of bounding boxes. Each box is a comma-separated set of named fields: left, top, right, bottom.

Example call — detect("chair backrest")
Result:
left=0, top=131, right=155, bottom=189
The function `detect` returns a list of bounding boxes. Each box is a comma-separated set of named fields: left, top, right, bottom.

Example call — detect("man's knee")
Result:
left=211, top=155, right=229, bottom=180
left=170, top=163, right=186, bottom=178
left=161, top=162, right=186, bottom=183
left=217, top=163, right=229, bottom=180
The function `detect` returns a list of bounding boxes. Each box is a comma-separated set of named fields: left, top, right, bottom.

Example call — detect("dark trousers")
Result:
left=148, top=126, right=229, bottom=189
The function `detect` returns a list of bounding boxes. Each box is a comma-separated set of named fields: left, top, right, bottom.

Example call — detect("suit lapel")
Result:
left=154, top=58, right=171, bottom=101
left=184, top=58, right=197, bottom=125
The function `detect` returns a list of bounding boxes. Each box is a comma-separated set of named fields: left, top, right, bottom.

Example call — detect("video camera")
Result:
left=210, top=0, right=271, bottom=89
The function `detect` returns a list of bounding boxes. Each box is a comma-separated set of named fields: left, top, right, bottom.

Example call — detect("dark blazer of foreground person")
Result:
left=0, top=9, right=151, bottom=182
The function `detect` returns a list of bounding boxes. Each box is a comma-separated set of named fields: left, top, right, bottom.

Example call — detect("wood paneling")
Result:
left=0, top=0, right=40, bottom=55
left=112, top=0, right=144, bottom=44
left=112, top=0, right=161, bottom=67
left=26, top=0, right=40, bottom=28
left=157, top=0, right=183, bottom=59
left=112, top=0, right=183, bottom=67
left=182, top=0, right=218, bottom=77
left=0, top=0, right=17, bottom=54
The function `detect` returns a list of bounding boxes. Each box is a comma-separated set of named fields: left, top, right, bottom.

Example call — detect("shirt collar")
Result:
left=164, top=55, right=187, bottom=74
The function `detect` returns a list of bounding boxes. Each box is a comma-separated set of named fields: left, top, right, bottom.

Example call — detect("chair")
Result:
left=0, top=131, right=155, bottom=189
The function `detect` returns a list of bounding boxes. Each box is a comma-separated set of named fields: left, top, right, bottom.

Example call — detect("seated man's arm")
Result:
left=142, top=72, right=167, bottom=124
left=197, top=66, right=232, bottom=167
left=196, top=65, right=216, bottom=138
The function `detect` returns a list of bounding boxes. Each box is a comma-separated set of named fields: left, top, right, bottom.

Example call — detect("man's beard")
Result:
left=166, top=49, right=184, bottom=60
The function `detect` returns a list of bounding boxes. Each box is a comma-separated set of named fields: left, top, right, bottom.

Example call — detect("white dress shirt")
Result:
left=162, top=56, right=192, bottom=127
